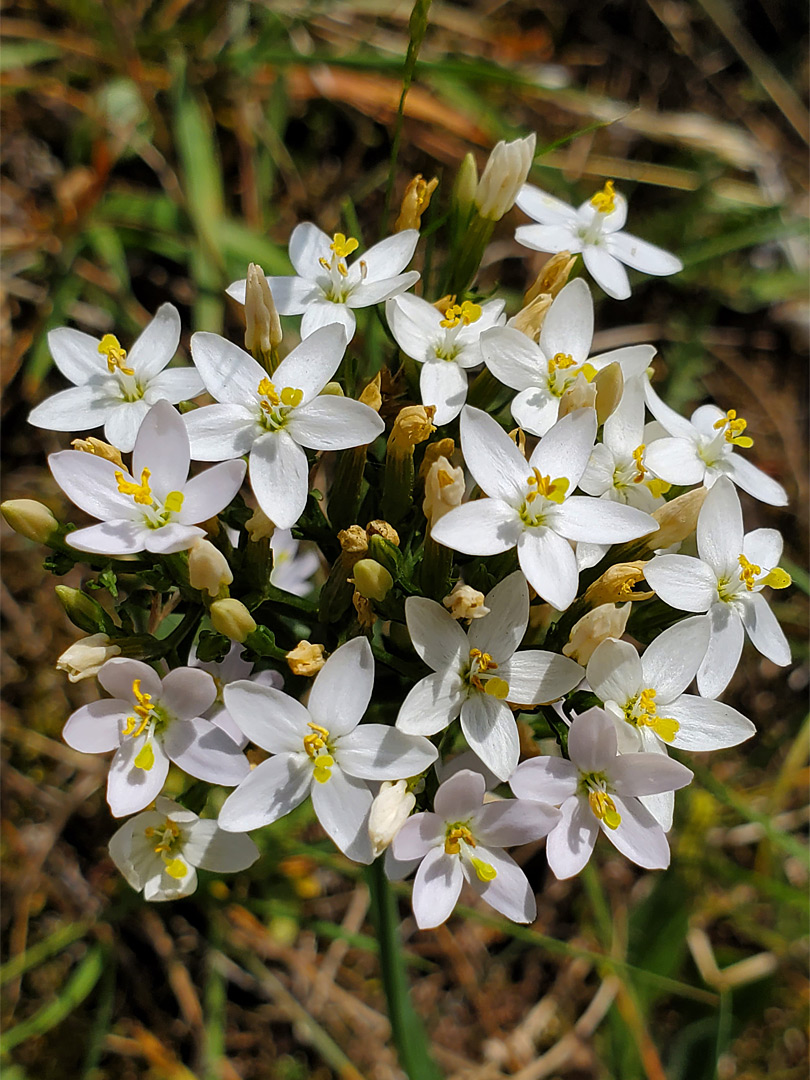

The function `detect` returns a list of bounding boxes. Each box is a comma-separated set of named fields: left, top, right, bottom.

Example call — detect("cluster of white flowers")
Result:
left=6, top=135, right=793, bottom=919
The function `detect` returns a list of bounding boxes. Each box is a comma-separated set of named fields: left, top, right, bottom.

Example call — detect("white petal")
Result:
left=528, top=409, right=596, bottom=491
left=640, top=615, right=711, bottom=701
left=419, top=360, right=468, bottom=425
left=109, top=814, right=160, bottom=889
left=644, top=438, right=706, bottom=486
left=460, top=406, right=529, bottom=504
left=473, top=799, right=560, bottom=847
left=385, top=294, right=441, bottom=360
left=665, top=695, right=755, bottom=751
left=218, top=755, right=311, bottom=831
left=644, top=555, right=717, bottom=612
left=107, top=738, right=170, bottom=817
left=287, top=397, right=384, bottom=449
left=271, top=324, right=348, bottom=402
left=132, top=400, right=190, bottom=498
left=307, top=637, right=374, bottom=736
left=223, top=682, right=310, bottom=753
left=741, top=593, right=791, bottom=666
left=404, top=596, right=469, bottom=672
left=606, top=232, right=682, bottom=277
left=501, top=651, right=584, bottom=705
left=178, top=460, right=246, bottom=523
left=515, top=223, right=583, bottom=254
left=697, top=476, right=743, bottom=575
left=143, top=523, right=204, bottom=555
left=99, top=658, right=162, bottom=700
left=184, top=404, right=259, bottom=461
left=567, top=709, right=617, bottom=772
left=546, top=796, right=598, bottom=879
left=511, top=389, right=559, bottom=437
left=412, top=847, right=463, bottom=929
left=515, top=184, right=578, bottom=225
left=604, top=796, right=670, bottom=870
left=257, top=274, right=318, bottom=314
left=300, top=300, right=356, bottom=340
left=434, top=769, right=485, bottom=818
left=587, top=639, right=641, bottom=705
left=539, top=279, right=593, bottom=363
left=145, top=368, right=204, bottom=405
left=697, top=603, right=744, bottom=698
left=517, top=528, right=579, bottom=610
left=164, top=718, right=249, bottom=785
left=725, top=453, right=788, bottom=507
left=288, top=222, right=333, bottom=277
left=160, top=667, right=217, bottom=719
left=359, top=231, right=419, bottom=280
left=346, top=272, right=420, bottom=309
left=610, top=752, right=693, bottom=796
left=29, top=385, right=115, bottom=434
left=468, top=571, right=528, bottom=662
left=743, top=528, right=783, bottom=570
left=183, top=819, right=259, bottom=872
left=63, top=702, right=123, bottom=753
left=432, top=499, right=522, bottom=556
left=509, top=757, right=578, bottom=805
left=249, top=431, right=308, bottom=529
left=392, top=812, right=443, bottom=861
left=311, top=765, right=374, bottom=863
left=395, top=671, right=466, bottom=736
left=582, top=246, right=630, bottom=300
left=460, top=694, right=519, bottom=781
left=49, top=450, right=134, bottom=520
left=556, top=497, right=656, bottom=544
left=127, top=303, right=181, bottom=380
left=67, top=521, right=148, bottom=555
left=337, top=726, right=438, bottom=780
left=190, top=333, right=267, bottom=405
left=48, top=327, right=103, bottom=383
left=143, top=865, right=198, bottom=901
left=464, top=846, right=536, bottom=923
left=480, top=327, right=545, bottom=392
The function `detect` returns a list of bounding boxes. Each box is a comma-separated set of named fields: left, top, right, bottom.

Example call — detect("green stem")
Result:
left=365, top=858, right=443, bottom=1080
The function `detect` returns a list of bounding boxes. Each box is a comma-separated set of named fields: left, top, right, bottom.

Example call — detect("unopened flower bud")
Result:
left=286, top=640, right=325, bottom=677
left=246, top=506, right=275, bottom=542
left=1, top=499, right=59, bottom=544
left=369, top=780, right=416, bottom=857
left=443, top=582, right=490, bottom=621
left=583, top=562, right=653, bottom=608
left=351, top=559, right=394, bottom=602
left=55, top=585, right=111, bottom=634
left=321, top=381, right=344, bottom=396
left=594, top=363, right=624, bottom=426
left=558, top=377, right=596, bottom=419
left=475, top=133, right=536, bottom=221
left=419, top=437, right=455, bottom=479
left=395, top=174, right=439, bottom=232
left=188, top=539, right=233, bottom=597
left=244, top=263, right=282, bottom=369
left=358, top=372, right=382, bottom=412
left=423, top=456, right=465, bottom=525
left=452, top=153, right=478, bottom=220
left=563, top=603, right=631, bottom=665
left=366, top=520, right=400, bottom=546
left=388, top=405, right=436, bottom=452
left=70, top=436, right=124, bottom=468
left=509, top=293, right=553, bottom=341
left=209, top=599, right=256, bottom=643
left=523, top=252, right=577, bottom=305
left=56, top=633, right=121, bottom=682
left=647, top=487, right=708, bottom=549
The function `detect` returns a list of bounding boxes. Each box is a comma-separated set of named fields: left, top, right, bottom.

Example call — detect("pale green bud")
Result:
left=210, top=598, right=256, bottom=643
left=351, top=559, right=394, bottom=603
left=1, top=499, right=59, bottom=544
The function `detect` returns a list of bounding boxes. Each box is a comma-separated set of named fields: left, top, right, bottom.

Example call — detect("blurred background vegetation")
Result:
left=1, top=1, right=808, bottom=1078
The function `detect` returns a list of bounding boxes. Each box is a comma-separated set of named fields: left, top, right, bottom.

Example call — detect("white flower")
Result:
left=392, top=768, right=560, bottom=928
left=109, top=797, right=258, bottom=902
left=227, top=225, right=420, bottom=341
left=369, top=780, right=416, bottom=858
left=385, top=295, right=506, bottom=424
left=49, top=400, right=245, bottom=555
left=184, top=326, right=383, bottom=528
left=587, top=616, right=754, bottom=828
left=475, top=134, right=536, bottom=220
left=396, top=571, right=584, bottom=780
left=28, top=304, right=203, bottom=452
left=190, top=641, right=283, bottom=749
left=217, top=638, right=438, bottom=864
left=481, top=279, right=656, bottom=436
left=509, top=709, right=693, bottom=879
left=62, top=658, right=250, bottom=817
left=514, top=181, right=683, bottom=300
left=56, top=633, right=121, bottom=682
left=431, top=407, right=658, bottom=611
left=644, top=477, right=792, bottom=698
left=270, top=528, right=321, bottom=596
left=643, top=382, right=787, bottom=506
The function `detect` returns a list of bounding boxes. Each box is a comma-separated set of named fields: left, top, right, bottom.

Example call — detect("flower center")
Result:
left=258, top=377, right=303, bottom=429
left=319, top=233, right=364, bottom=302
left=440, top=301, right=481, bottom=330
left=122, top=678, right=170, bottom=770
left=579, top=771, right=621, bottom=829
left=623, top=687, right=679, bottom=742
left=115, top=467, right=185, bottom=528
left=519, top=468, right=569, bottom=526
left=443, top=821, right=498, bottom=878
left=590, top=180, right=616, bottom=215
left=712, top=409, right=753, bottom=449
left=144, top=818, right=188, bottom=879
left=548, top=354, right=596, bottom=397
left=303, top=721, right=334, bottom=783
left=612, top=445, right=671, bottom=498
left=98, top=333, right=134, bottom=376
left=466, top=648, right=509, bottom=699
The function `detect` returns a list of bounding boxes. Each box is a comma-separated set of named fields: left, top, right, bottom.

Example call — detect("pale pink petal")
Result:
left=567, top=709, right=617, bottom=772
left=434, top=769, right=486, bottom=818
left=463, top=846, right=536, bottom=923
left=473, top=800, right=560, bottom=847
left=610, top=753, right=693, bottom=796
left=392, top=813, right=443, bottom=861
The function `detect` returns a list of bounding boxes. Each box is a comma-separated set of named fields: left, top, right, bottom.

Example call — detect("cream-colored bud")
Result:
left=338, top=525, right=369, bottom=555
left=648, top=487, right=708, bottom=548
left=210, top=599, right=256, bottom=643
left=70, top=436, right=124, bottom=468
left=351, top=559, right=394, bottom=602
left=352, top=590, right=376, bottom=628
left=452, top=153, right=478, bottom=218
left=321, top=381, right=344, bottom=396
left=245, top=506, right=275, bottom=543
left=188, top=539, right=233, bottom=597
left=395, top=174, right=439, bottom=232
left=594, top=363, right=624, bottom=426
left=56, top=633, right=121, bottom=682
left=422, top=456, right=465, bottom=525
left=443, top=582, right=490, bottom=622
left=244, top=262, right=282, bottom=356
left=583, top=562, right=653, bottom=608
left=1, top=499, right=58, bottom=544
left=475, top=133, right=536, bottom=221
left=368, top=780, right=416, bottom=857
left=419, top=437, right=455, bottom=479
left=388, top=405, right=436, bottom=452
left=509, top=293, right=552, bottom=341
left=366, top=520, right=400, bottom=546
left=558, top=377, right=596, bottom=419
left=358, top=372, right=382, bottom=412
left=563, top=603, right=632, bottom=666
left=523, top=252, right=577, bottom=305
left=286, top=640, right=325, bottom=677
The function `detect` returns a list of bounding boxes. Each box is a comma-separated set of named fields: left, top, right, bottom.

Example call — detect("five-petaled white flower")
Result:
left=109, top=797, right=258, bottom=902
left=63, top=658, right=250, bottom=817
left=227, top=225, right=420, bottom=341
left=49, top=400, right=246, bottom=555
left=385, top=295, right=506, bottom=424
left=587, top=616, right=754, bottom=828
left=392, top=768, right=560, bottom=928
left=481, top=279, right=655, bottom=436
left=510, top=709, right=693, bottom=879
left=217, top=638, right=438, bottom=863
left=29, top=304, right=203, bottom=452
left=514, top=181, right=683, bottom=300
left=431, top=407, right=658, bottom=610
left=396, top=571, right=584, bottom=780
left=644, top=477, right=792, bottom=698
left=184, top=325, right=383, bottom=529
left=643, top=381, right=788, bottom=507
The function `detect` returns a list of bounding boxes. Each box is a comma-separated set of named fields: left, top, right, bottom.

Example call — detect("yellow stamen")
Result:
left=548, top=352, right=576, bottom=376
left=631, top=687, right=680, bottom=743
left=471, top=858, right=497, bottom=882
left=98, top=334, right=135, bottom=376
left=525, top=468, right=569, bottom=505
left=440, top=300, right=482, bottom=329
left=115, top=467, right=153, bottom=505
left=738, top=553, right=761, bottom=591
left=330, top=233, right=359, bottom=260
left=588, top=789, right=621, bottom=829
left=124, top=678, right=155, bottom=736
left=590, top=180, right=616, bottom=215
left=631, top=445, right=646, bottom=483
left=258, top=377, right=280, bottom=406
left=444, top=825, right=476, bottom=855
left=713, top=409, right=754, bottom=448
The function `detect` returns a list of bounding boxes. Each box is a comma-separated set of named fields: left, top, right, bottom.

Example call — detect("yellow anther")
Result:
left=738, top=553, right=761, bottom=591
left=471, top=857, right=497, bottom=882
left=280, top=386, right=304, bottom=407
left=313, top=754, right=334, bottom=784
left=304, top=721, right=331, bottom=761
left=525, top=468, right=569, bottom=505
left=631, top=445, right=646, bottom=483
left=713, top=409, right=753, bottom=448
left=549, top=352, right=576, bottom=375
left=630, top=687, right=680, bottom=743
left=164, top=858, right=187, bottom=879
left=134, top=742, right=155, bottom=771
left=115, top=467, right=153, bottom=505
left=590, top=180, right=616, bottom=215
left=258, top=377, right=280, bottom=406
left=152, top=820, right=180, bottom=853
left=444, top=825, right=476, bottom=855
left=509, top=427, right=527, bottom=456
left=330, top=233, right=359, bottom=260
left=124, top=679, right=155, bottom=737
left=319, top=256, right=331, bottom=271
left=588, top=789, right=621, bottom=828
left=164, top=491, right=184, bottom=514
left=437, top=468, right=455, bottom=489
left=98, top=334, right=134, bottom=376
left=440, top=300, right=482, bottom=329
left=337, top=262, right=349, bottom=277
